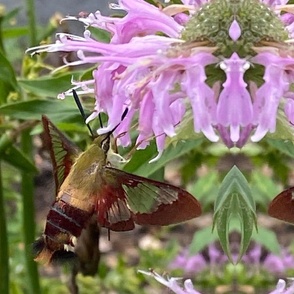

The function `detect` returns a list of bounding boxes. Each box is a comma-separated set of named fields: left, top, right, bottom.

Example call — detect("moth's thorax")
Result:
left=75, top=142, right=106, bottom=170
left=60, top=142, right=107, bottom=193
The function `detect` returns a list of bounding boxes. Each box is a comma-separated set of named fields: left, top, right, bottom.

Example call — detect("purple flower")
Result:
left=171, top=242, right=294, bottom=277
left=242, top=244, right=262, bottom=265
left=263, top=254, right=286, bottom=274
left=169, top=250, right=207, bottom=273
left=27, top=0, right=294, bottom=158
left=263, top=249, right=294, bottom=274
left=169, top=244, right=230, bottom=276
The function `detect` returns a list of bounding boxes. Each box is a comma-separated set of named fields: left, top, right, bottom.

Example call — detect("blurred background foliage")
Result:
left=1, top=1, right=294, bottom=294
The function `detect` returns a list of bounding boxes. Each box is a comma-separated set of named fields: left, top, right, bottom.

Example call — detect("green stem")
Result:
left=0, top=162, right=9, bottom=294
left=26, top=0, right=37, bottom=45
left=0, top=15, right=5, bottom=54
left=21, top=130, right=40, bottom=293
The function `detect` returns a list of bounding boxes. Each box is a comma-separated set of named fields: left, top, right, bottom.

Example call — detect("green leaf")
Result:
left=252, top=227, right=280, bottom=254
left=0, top=132, right=14, bottom=155
left=0, top=81, right=10, bottom=105
left=189, top=226, right=218, bottom=254
left=213, top=166, right=257, bottom=263
left=3, top=27, right=29, bottom=39
left=267, top=111, right=294, bottom=140
left=266, top=138, right=294, bottom=158
left=18, top=72, right=83, bottom=97
left=88, top=27, right=111, bottom=43
left=1, top=145, right=37, bottom=173
left=251, top=170, right=281, bottom=206
left=124, top=139, right=203, bottom=177
left=0, top=99, right=79, bottom=121
left=2, top=8, right=21, bottom=25
left=0, top=50, right=18, bottom=90
left=189, top=171, right=219, bottom=206
left=208, top=143, right=263, bottom=157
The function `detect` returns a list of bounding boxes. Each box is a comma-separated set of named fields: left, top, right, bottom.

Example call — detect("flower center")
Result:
left=181, top=0, right=288, bottom=57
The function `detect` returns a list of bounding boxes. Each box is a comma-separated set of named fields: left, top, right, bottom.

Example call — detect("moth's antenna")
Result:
left=109, top=108, right=129, bottom=135
left=101, top=108, right=129, bottom=145
left=72, top=90, right=95, bottom=137
left=98, top=113, right=103, bottom=128
left=121, top=108, right=128, bottom=121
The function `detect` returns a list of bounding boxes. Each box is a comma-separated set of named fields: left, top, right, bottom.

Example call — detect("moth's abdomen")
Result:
left=32, top=236, right=77, bottom=265
left=33, top=199, right=93, bottom=264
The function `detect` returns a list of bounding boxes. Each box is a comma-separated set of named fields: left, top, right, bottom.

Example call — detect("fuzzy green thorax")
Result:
left=64, top=135, right=110, bottom=190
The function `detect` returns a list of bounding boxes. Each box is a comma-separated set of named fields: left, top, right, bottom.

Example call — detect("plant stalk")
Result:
left=21, top=130, right=40, bottom=293
left=26, top=0, right=37, bottom=45
left=0, top=162, right=9, bottom=294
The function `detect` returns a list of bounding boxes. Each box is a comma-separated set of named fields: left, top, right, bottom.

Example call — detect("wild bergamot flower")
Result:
left=28, top=0, right=294, bottom=159
left=138, top=269, right=202, bottom=294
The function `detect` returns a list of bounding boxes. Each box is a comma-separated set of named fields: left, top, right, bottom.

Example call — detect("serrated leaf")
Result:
left=213, top=166, right=257, bottom=263
left=189, top=226, right=218, bottom=254
left=2, top=145, right=37, bottom=173
left=124, top=139, right=203, bottom=177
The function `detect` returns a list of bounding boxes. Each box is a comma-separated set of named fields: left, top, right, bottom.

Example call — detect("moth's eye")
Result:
left=101, top=139, right=110, bottom=152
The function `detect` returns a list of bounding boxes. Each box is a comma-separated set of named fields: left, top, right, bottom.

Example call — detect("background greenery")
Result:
left=1, top=1, right=294, bottom=293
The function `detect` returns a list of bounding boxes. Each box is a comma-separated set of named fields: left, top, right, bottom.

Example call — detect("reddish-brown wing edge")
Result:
left=42, top=115, right=80, bottom=192
left=268, top=187, right=294, bottom=224
left=99, top=166, right=201, bottom=229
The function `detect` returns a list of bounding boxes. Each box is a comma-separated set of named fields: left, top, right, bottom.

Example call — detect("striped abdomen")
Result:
left=33, top=199, right=93, bottom=264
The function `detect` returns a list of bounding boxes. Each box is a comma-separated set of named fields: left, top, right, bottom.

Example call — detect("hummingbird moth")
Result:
left=268, top=187, right=294, bottom=224
left=34, top=107, right=202, bottom=264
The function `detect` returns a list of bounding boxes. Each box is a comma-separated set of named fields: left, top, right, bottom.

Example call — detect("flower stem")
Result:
left=21, top=130, right=40, bottom=293
left=0, top=14, right=6, bottom=54
left=0, top=162, right=9, bottom=294
left=26, top=0, right=37, bottom=45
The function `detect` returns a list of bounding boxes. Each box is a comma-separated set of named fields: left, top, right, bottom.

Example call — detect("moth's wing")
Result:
left=95, top=166, right=202, bottom=231
left=42, top=115, right=81, bottom=192
left=268, top=187, right=294, bottom=224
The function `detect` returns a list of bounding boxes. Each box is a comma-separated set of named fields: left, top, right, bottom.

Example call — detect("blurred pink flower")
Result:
left=170, top=242, right=294, bottom=277
left=263, top=249, right=294, bottom=275
left=28, top=0, right=294, bottom=158
left=169, top=249, right=207, bottom=273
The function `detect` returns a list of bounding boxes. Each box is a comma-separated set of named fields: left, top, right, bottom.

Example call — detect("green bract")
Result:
left=182, top=0, right=288, bottom=57
left=213, top=166, right=257, bottom=262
